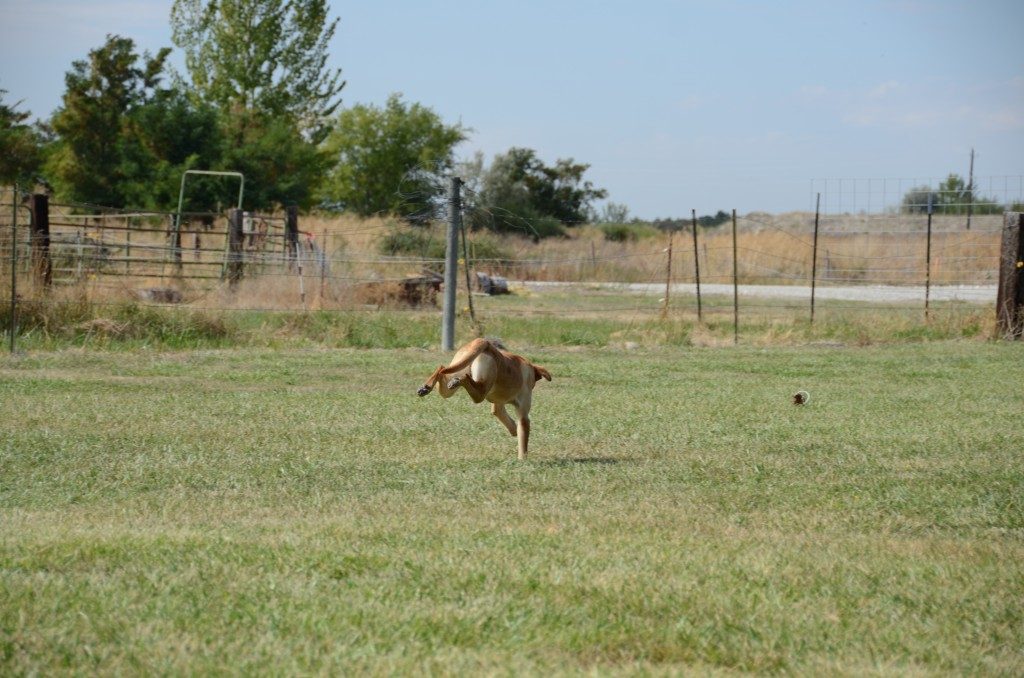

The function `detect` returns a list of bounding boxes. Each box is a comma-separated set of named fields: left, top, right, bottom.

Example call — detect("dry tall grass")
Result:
left=1, top=209, right=1005, bottom=316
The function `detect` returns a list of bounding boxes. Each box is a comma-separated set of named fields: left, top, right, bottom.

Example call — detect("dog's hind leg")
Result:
left=459, top=375, right=488, bottom=403
left=492, top=403, right=517, bottom=436
left=417, top=366, right=447, bottom=396
left=436, top=373, right=463, bottom=399
left=514, top=395, right=532, bottom=460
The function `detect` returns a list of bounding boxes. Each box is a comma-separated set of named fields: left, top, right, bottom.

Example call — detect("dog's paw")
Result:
left=446, top=377, right=461, bottom=390
left=416, top=385, right=431, bottom=397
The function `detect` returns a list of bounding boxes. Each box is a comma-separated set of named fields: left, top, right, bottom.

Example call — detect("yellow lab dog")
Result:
left=417, top=338, right=551, bottom=459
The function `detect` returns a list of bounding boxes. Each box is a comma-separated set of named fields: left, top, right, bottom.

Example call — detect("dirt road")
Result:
left=517, top=280, right=997, bottom=304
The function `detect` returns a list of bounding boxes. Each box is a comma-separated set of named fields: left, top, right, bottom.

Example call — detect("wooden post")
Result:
left=227, top=208, right=244, bottom=286
left=285, top=205, right=299, bottom=269
left=172, top=211, right=182, bottom=274
left=691, top=209, right=702, bottom=322
left=319, top=229, right=327, bottom=304
left=996, top=212, right=1024, bottom=338
left=810, top=193, right=821, bottom=324
left=8, top=185, right=17, bottom=353
left=297, top=236, right=306, bottom=310
left=661, top=230, right=673, bottom=319
left=29, top=193, right=51, bottom=287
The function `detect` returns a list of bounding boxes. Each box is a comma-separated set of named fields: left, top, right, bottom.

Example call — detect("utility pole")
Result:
left=441, top=177, right=461, bottom=351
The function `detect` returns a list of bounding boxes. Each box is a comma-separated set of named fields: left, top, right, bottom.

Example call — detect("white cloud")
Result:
left=867, top=80, right=900, bottom=99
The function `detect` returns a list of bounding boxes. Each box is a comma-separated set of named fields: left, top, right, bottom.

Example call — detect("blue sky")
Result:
left=1, top=0, right=1022, bottom=217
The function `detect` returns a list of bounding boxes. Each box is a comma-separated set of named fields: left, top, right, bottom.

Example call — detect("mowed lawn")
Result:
left=1, top=342, right=1022, bottom=674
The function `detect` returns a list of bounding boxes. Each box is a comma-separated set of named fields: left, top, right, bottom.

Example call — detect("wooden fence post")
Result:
left=285, top=205, right=299, bottom=269
left=227, top=208, right=244, bottom=286
left=8, top=185, right=18, bottom=353
left=29, top=193, right=51, bottom=287
left=996, top=211, right=1024, bottom=338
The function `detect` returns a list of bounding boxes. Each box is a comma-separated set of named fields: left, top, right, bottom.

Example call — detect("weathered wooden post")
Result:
left=285, top=205, right=299, bottom=269
left=8, top=185, right=18, bottom=353
left=29, top=193, right=51, bottom=287
left=227, top=208, right=244, bottom=287
left=996, top=212, right=1024, bottom=338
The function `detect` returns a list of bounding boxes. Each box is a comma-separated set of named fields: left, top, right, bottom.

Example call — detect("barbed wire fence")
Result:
left=3, top=175, right=1023, bottom=352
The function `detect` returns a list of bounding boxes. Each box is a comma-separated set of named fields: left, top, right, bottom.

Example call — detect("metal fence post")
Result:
left=810, top=193, right=821, bottom=324
left=733, top=206, right=741, bottom=346
left=925, top=194, right=933, bottom=320
left=732, top=208, right=739, bottom=345
left=661, top=230, right=673, bottom=320
left=441, top=177, right=461, bottom=351
left=691, top=209, right=702, bottom=322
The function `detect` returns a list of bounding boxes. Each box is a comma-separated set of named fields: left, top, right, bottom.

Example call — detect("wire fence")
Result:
left=1, top=184, right=1018, bottom=348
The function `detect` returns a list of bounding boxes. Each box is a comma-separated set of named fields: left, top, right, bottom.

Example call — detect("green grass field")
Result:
left=2, top=341, right=1022, bottom=674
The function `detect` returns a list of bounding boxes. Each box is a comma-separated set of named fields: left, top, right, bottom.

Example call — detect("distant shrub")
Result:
left=378, top=228, right=444, bottom=258
left=600, top=223, right=660, bottom=242
left=652, top=211, right=730, bottom=231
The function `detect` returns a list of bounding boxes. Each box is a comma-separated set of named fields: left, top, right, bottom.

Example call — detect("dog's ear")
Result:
left=534, top=366, right=552, bottom=382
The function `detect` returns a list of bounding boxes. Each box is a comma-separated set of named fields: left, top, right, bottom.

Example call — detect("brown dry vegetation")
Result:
left=0, top=209, right=1004, bottom=317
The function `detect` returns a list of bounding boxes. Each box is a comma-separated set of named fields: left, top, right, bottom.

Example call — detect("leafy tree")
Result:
left=45, top=36, right=171, bottom=206
left=318, top=94, right=467, bottom=221
left=0, top=89, right=42, bottom=185
left=470, top=147, right=607, bottom=238
left=45, top=35, right=231, bottom=210
left=902, top=174, right=1002, bottom=215
left=129, top=88, right=225, bottom=210
left=223, top=111, right=327, bottom=209
left=170, top=0, right=345, bottom=142
left=596, top=202, right=630, bottom=224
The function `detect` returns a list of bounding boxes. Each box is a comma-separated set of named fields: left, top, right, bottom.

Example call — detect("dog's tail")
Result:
left=437, top=339, right=498, bottom=377
left=534, top=365, right=552, bottom=382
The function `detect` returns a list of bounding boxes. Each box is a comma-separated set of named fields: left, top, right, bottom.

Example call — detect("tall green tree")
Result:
left=45, top=35, right=226, bottom=210
left=130, top=89, right=225, bottom=210
left=46, top=36, right=171, bottom=206
left=471, top=147, right=607, bottom=238
left=170, top=0, right=345, bottom=142
left=0, top=89, right=42, bottom=185
left=319, top=94, right=467, bottom=221
left=223, top=111, right=327, bottom=209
